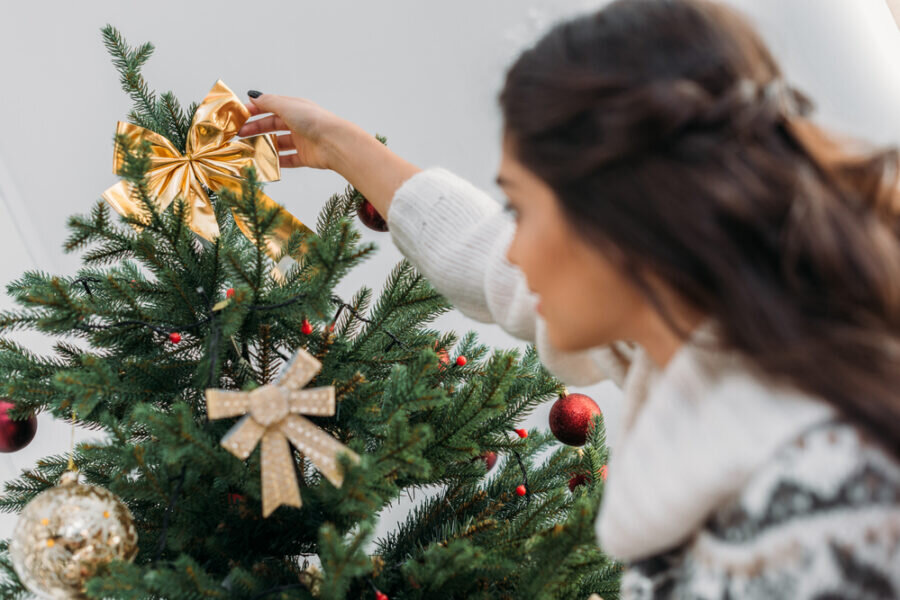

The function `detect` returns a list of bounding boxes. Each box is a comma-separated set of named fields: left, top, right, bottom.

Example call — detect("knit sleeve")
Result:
left=386, top=166, right=633, bottom=387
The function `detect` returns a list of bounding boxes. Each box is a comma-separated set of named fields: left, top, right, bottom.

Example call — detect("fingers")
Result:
left=279, top=152, right=303, bottom=168
left=244, top=101, right=266, bottom=117
left=238, top=113, right=288, bottom=137
left=274, top=133, right=295, bottom=151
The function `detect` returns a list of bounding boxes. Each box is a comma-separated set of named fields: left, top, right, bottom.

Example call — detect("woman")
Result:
left=238, top=0, right=900, bottom=596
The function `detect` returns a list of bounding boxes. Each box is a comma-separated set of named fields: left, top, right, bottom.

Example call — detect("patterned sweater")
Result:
left=385, top=166, right=900, bottom=599
left=621, top=418, right=900, bottom=599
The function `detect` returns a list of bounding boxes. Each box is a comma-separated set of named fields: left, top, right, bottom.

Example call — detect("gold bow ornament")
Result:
left=205, top=347, right=360, bottom=517
left=101, top=79, right=312, bottom=277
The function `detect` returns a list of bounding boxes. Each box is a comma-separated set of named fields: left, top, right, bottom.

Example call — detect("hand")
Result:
left=237, top=92, right=348, bottom=171
left=238, top=91, right=421, bottom=220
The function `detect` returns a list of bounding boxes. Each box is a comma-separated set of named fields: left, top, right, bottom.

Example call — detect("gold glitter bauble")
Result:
left=9, top=471, right=138, bottom=599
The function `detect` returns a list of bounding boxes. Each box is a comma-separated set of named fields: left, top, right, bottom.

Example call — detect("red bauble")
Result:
left=455, top=355, right=467, bottom=367
left=0, top=400, right=37, bottom=453
left=515, top=484, right=527, bottom=497
left=169, top=332, right=182, bottom=344
left=479, top=451, right=497, bottom=472
left=514, top=428, right=528, bottom=439
left=375, top=591, right=389, bottom=600
left=226, top=287, right=235, bottom=298
left=357, top=199, right=389, bottom=232
left=548, top=392, right=602, bottom=446
left=301, top=318, right=313, bottom=335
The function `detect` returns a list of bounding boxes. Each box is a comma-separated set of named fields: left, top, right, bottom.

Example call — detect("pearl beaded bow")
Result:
left=206, top=347, right=360, bottom=517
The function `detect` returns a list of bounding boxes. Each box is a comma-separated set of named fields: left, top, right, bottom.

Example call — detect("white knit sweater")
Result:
left=386, top=166, right=900, bottom=598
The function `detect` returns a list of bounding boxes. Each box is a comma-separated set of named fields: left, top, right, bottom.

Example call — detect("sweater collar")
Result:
left=617, top=317, right=726, bottom=436
left=595, top=317, right=836, bottom=561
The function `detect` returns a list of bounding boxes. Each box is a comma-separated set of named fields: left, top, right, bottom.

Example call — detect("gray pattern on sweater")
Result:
left=619, top=419, right=900, bottom=599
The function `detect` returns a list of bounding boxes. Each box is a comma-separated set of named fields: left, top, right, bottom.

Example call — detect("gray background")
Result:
left=0, top=0, right=897, bottom=558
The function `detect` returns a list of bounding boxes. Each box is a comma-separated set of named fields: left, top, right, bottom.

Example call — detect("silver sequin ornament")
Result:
left=9, top=471, right=138, bottom=599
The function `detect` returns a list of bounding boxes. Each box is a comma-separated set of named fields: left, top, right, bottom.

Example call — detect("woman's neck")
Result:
left=633, top=309, right=709, bottom=370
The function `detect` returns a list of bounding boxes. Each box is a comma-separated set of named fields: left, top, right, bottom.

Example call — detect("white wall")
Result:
left=0, top=0, right=896, bottom=547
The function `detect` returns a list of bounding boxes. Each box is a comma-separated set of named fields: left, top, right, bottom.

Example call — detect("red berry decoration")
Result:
left=301, top=318, right=313, bottom=335
left=515, top=484, right=527, bottom=497
left=455, top=355, right=467, bottom=367
left=549, top=391, right=602, bottom=446
left=478, top=451, right=498, bottom=472
left=169, top=332, right=182, bottom=344
left=357, top=199, right=389, bottom=232
left=514, top=428, right=528, bottom=439
left=0, top=399, right=37, bottom=453
left=375, top=591, right=389, bottom=600
left=599, top=464, right=608, bottom=481
left=226, top=287, right=235, bottom=298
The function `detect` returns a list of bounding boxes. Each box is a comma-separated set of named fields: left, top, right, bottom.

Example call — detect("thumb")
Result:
left=247, top=91, right=289, bottom=116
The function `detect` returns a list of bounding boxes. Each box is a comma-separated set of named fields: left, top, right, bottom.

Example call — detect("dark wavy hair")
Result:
left=499, top=0, right=900, bottom=455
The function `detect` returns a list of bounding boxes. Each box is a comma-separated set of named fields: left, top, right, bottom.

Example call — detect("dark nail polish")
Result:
left=247, top=90, right=262, bottom=98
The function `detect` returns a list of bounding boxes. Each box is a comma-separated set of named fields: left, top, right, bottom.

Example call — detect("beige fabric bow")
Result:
left=206, top=348, right=359, bottom=517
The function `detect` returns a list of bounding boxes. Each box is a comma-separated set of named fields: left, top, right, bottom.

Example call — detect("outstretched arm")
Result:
left=238, top=95, right=633, bottom=386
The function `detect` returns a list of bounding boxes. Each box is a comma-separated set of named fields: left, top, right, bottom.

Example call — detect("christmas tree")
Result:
left=0, top=26, right=620, bottom=599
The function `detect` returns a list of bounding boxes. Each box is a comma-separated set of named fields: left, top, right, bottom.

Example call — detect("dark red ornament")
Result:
left=434, top=342, right=450, bottom=370
left=514, top=428, right=528, bottom=439
left=567, top=465, right=609, bottom=492
left=455, top=355, right=467, bottom=367
left=169, top=332, right=182, bottom=344
left=301, top=318, right=313, bottom=335
left=357, top=199, right=389, bottom=232
left=478, top=451, right=497, bottom=472
left=568, top=473, right=588, bottom=492
left=0, top=400, right=37, bottom=453
left=549, top=392, right=602, bottom=446
left=515, top=484, right=527, bottom=497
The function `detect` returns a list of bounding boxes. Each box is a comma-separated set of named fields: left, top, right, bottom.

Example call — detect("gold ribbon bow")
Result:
left=102, top=79, right=312, bottom=267
left=205, top=347, right=359, bottom=517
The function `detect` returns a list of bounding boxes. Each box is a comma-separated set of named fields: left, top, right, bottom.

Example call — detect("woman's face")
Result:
left=498, top=134, right=652, bottom=352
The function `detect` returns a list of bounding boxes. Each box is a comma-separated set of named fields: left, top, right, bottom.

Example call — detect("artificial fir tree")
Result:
left=0, top=26, right=621, bottom=599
